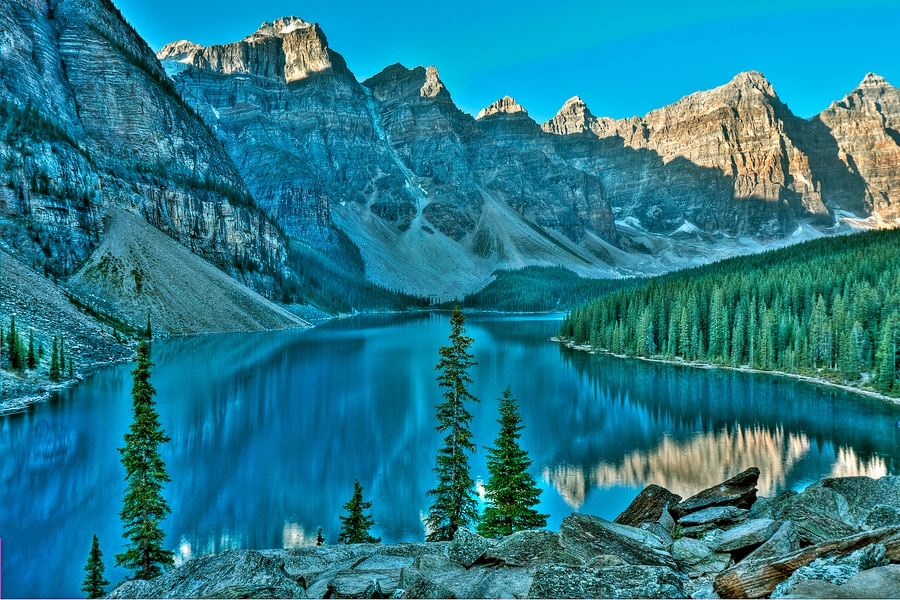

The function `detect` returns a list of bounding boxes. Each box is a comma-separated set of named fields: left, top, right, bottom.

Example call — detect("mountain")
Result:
left=159, top=19, right=900, bottom=298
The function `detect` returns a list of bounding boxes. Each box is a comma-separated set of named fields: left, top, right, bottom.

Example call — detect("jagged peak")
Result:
left=728, top=71, right=776, bottom=96
left=247, top=16, right=313, bottom=40
left=562, top=95, right=587, bottom=109
left=857, top=72, right=892, bottom=90
left=541, top=95, right=596, bottom=135
left=420, top=65, right=444, bottom=98
left=156, top=40, right=205, bottom=63
left=476, top=96, right=528, bottom=120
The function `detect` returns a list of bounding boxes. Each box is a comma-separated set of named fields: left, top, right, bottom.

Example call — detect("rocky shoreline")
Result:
left=110, top=469, right=900, bottom=599
left=553, top=338, right=900, bottom=409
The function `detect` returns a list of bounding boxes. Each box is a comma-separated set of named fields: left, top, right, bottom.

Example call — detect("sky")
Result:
left=116, top=0, right=900, bottom=123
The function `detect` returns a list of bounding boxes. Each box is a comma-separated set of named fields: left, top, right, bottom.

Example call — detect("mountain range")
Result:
left=1, top=1, right=899, bottom=332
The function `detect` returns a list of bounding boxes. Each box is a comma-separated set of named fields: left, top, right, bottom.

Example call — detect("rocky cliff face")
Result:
left=0, top=0, right=295, bottom=301
left=161, top=28, right=623, bottom=297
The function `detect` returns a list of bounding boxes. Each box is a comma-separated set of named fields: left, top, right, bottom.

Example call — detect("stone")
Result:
left=326, top=572, right=398, bottom=599
left=527, top=564, right=687, bottom=599
left=671, top=537, right=732, bottom=576
left=447, top=528, right=490, bottom=568
left=397, top=567, right=455, bottom=599
left=818, top=476, right=900, bottom=526
left=713, top=526, right=900, bottom=599
left=678, top=506, right=749, bottom=527
left=614, top=484, right=683, bottom=528
left=108, top=550, right=307, bottom=599
left=482, top=529, right=581, bottom=567
left=744, top=521, right=801, bottom=563
left=673, top=468, right=761, bottom=519
left=642, top=521, right=675, bottom=547
left=710, top=518, right=780, bottom=552
left=781, top=564, right=900, bottom=599
left=467, top=567, right=534, bottom=599
left=770, top=543, right=889, bottom=598
left=778, top=505, right=860, bottom=545
left=559, top=513, right=678, bottom=569
left=868, top=505, right=900, bottom=529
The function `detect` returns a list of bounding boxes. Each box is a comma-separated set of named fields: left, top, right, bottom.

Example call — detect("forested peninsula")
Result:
left=559, top=229, right=900, bottom=398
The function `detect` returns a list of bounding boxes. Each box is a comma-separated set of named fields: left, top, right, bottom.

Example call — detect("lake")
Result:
left=2, top=313, right=899, bottom=597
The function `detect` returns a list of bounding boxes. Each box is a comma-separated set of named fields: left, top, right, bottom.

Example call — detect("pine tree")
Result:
left=6, top=314, right=19, bottom=369
left=60, top=335, right=66, bottom=377
left=49, top=336, right=60, bottom=382
left=316, top=527, right=325, bottom=546
left=26, top=329, right=36, bottom=370
left=338, top=480, right=380, bottom=544
left=425, top=306, right=480, bottom=541
left=477, top=386, right=548, bottom=539
left=81, top=534, right=110, bottom=599
left=115, top=341, right=174, bottom=579
left=145, top=314, right=152, bottom=341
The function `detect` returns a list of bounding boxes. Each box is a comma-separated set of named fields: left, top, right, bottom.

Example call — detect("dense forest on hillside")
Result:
left=452, top=266, right=640, bottom=312
left=558, top=230, right=900, bottom=397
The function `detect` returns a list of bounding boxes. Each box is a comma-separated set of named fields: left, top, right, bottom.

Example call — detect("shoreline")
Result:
left=552, top=337, right=900, bottom=409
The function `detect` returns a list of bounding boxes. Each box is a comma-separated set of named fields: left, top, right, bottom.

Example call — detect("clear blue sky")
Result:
left=116, top=0, right=900, bottom=123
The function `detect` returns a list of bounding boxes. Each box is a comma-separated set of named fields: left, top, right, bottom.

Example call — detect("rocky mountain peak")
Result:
left=727, top=70, right=776, bottom=96
left=420, top=65, right=444, bottom=98
left=476, top=96, right=528, bottom=120
left=857, top=72, right=892, bottom=90
left=542, top=95, right=595, bottom=135
left=157, top=40, right=205, bottom=63
left=247, top=16, right=312, bottom=40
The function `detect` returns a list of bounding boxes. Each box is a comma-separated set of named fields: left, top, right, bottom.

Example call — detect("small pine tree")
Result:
left=425, top=306, right=479, bottom=541
left=26, top=329, right=36, bottom=370
left=477, top=386, right=548, bottom=538
left=69, top=358, right=74, bottom=379
left=316, top=527, right=325, bottom=546
left=145, top=314, right=152, bottom=341
left=81, top=534, right=110, bottom=599
left=116, top=341, right=174, bottom=579
left=338, top=480, right=381, bottom=544
left=60, top=335, right=66, bottom=375
left=49, top=336, right=60, bottom=382
left=6, top=315, right=19, bottom=369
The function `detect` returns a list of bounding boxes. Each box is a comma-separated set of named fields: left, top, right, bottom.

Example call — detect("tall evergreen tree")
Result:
left=81, top=534, right=110, bottom=599
left=49, top=336, right=60, bottom=381
left=477, top=386, right=548, bottom=538
left=338, top=480, right=380, bottom=544
left=115, top=341, right=174, bottom=579
left=316, top=527, right=325, bottom=546
left=425, top=306, right=480, bottom=541
left=6, top=314, right=19, bottom=369
left=26, top=328, right=36, bottom=370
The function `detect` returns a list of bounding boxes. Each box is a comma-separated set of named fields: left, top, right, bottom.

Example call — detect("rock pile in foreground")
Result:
left=110, top=470, right=900, bottom=599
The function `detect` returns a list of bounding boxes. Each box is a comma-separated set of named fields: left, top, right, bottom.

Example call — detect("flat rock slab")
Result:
left=615, top=484, right=683, bottom=528
left=398, top=567, right=456, bottom=599
left=673, top=467, right=760, bottom=519
left=778, top=505, right=859, bottom=545
left=712, top=518, right=780, bottom=552
left=482, top=529, right=581, bottom=567
left=528, top=564, right=687, bottom=599
left=744, top=521, right=800, bottom=563
left=560, top=513, right=677, bottom=569
left=679, top=506, right=749, bottom=527
left=782, top=564, right=900, bottom=598
left=819, top=476, right=900, bottom=526
left=447, top=528, right=490, bottom=568
left=327, top=571, right=400, bottom=598
left=671, top=537, right=732, bottom=576
left=109, top=550, right=308, bottom=599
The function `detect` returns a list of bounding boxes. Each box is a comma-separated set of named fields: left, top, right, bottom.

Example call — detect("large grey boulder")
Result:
left=817, top=476, right=900, bottom=526
left=679, top=506, right=749, bottom=527
left=743, top=521, right=801, bottom=563
left=781, top=564, right=900, bottom=599
left=560, top=513, right=677, bottom=569
left=109, top=550, right=308, bottom=599
left=778, top=505, right=860, bottom=545
left=615, top=484, right=683, bottom=528
left=482, top=529, right=581, bottom=567
left=396, top=567, right=456, bottom=599
left=770, top=543, right=889, bottom=598
left=528, top=564, right=687, bottom=598
left=711, top=518, right=780, bottom=552
left=673, top=468, right=760, bottom=519
left=447, top=528, right=490, bottom=568
left=671, top=537, right=733, bottom=576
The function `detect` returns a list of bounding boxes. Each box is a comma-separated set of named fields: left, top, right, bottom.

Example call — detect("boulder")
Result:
left=711, top=518, right=780, bottom=552
left=397, top=567, right=456, bottom=599
left=528, top=564, right=687, bottom=599
left=673, top=468, right=760, bottom=519
left=770, top=543, right=889, bottom=598
left=482, top=529, right=581, bottom=566
left=744, top=521, right=801, bottom=563
left=615, top=485, right=683, bottom=528
left=818, top=476, right=900, bottom=526
left=780, top=564, right=900, bottom=599
left=679, top=506, right=749, bottom=527
left=466, top=566, right=534, bottom=599
left=749, top=491, right=798, bottom=520
left=109, top=550, right=307, bottom=599
left=867, top=505, right=900, bottom=529
left=447, top=528, right=490, bottom=568
left=671, top=537, right=733, bottom=576
left=326, top=572, right=399, bottom=598
left=777, top=505, right=859, bottom=545
left=713, top=526, right=900, bottom=598
left=560, top=513, right=678, bottom=569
